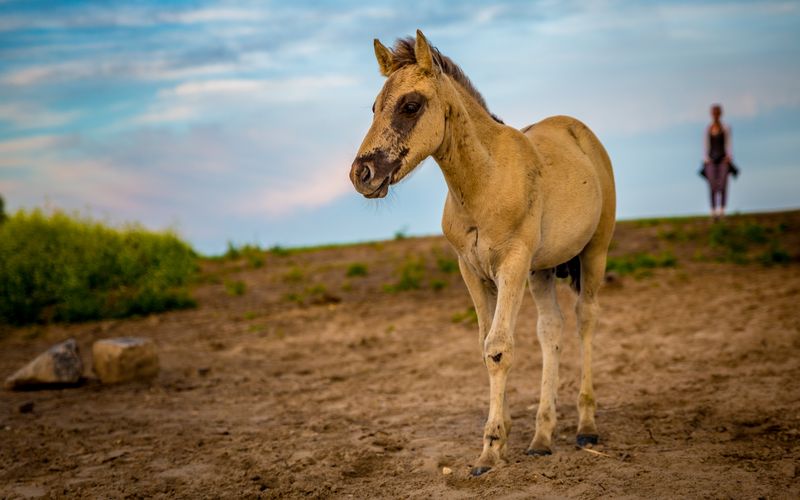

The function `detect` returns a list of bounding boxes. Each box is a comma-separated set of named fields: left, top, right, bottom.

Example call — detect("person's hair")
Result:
left=711, top=103, right=722, bottom=113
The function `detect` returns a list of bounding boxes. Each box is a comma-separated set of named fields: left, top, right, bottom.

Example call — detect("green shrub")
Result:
left=435, top=253, right=459, bottom=274
left=283, top=267, right=304, bottom=283
left=758, top=246, right=791, bottom=266
left=384, top=255, right=425, bottom=292
left=223, top=242, right=264, bottom=268
left=0, top=194, right=6, bottom=224
left=606, top=251, right=677, bottom=276
left=708, top=221, right=784, bottom=264
left=225, top=280, right=246, bottom=296
left=430, top=279, right=447, bottom=291
left=346, top=262, right=368, bottom=277
left=0, top=208, right=197, bottom=325
left=269, top=245, right=291, bottom=257
left=452, top=307, right=478, bottom=325
left=223, top=241, right=241, bottom=259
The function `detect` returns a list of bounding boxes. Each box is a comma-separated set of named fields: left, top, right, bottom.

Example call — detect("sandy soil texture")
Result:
left=1, top=211, right=799, bottom=499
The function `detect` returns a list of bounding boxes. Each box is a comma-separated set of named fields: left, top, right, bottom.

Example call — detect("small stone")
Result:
left=4, top=338, right=83, bottom=390
left=92, top=337, right=159, bottom=384
left=442, top=467, right=453, bottom=475
left=18, top=401, right=35, bottom=413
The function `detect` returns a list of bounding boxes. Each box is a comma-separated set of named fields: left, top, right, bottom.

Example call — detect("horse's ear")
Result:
left=373, top=39, right=394, bottom=77
left=415, top=29, right=435, bottom=75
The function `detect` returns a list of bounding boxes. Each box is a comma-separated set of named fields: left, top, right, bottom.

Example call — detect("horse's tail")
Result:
left=554, top=255, right=581, bottom=294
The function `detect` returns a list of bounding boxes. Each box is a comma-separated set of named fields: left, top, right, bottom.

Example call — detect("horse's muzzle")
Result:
left=350, top=151, right=399, bottom=199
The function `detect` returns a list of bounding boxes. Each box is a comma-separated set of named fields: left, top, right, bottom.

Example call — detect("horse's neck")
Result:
left=433, top=82, right=500, bottom=208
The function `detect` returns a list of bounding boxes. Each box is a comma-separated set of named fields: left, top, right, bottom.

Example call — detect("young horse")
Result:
left=349, top=30, right=616, bottom=476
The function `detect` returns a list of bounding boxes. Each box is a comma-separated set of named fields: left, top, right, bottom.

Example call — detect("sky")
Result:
left=1, top=0, right=798, bottom=254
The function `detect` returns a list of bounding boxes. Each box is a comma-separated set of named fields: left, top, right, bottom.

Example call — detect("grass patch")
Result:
left=283, top=284, right=341, bottom=306
left=434, top=250, right=459, bottom=274
left=707, top=221, right=790, bottom=265
left=430, top=279, right=447, bottom=291
left=0, top=208, right=197, bottom=325
left=346, top=262, right=368, bottom=277
left=283, top=267, right=305, bottom=283
left=268, top=245, right=291, bottom=257
left=452, top=307, right=478, bottom=325
left=384, top=255, right=425, bottom=292
left=758, top=245, right=792, bottom=266
left=225, top=280, right=246, bottom=296
left=222, top=242, right=264, bottom=268
left=606, top=251, right=678, bottom=277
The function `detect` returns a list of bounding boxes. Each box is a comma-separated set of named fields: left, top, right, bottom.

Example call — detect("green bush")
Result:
left=708, top=221, right=786, bottom=264
left=758, top=246, right=791, bottom=266
left=384, top=255, right=425, bottom=292
left=606, top=251, right=677, bottom=276
left=435, top=253, right=459, bottom=274
left=452, top=306, right=478, bottom=325
left=0, top=194, right=6, bottom=224
left=223, top=242, right=264, bottom=268
left=0, top=208, right=198, bottom=325
left=225, top=280, right=246, bottom=296
left=346, top=262, right=368, bottom=277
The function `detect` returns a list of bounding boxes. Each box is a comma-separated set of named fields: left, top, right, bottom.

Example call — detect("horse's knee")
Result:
left=483, top=333, right=513, bottom=369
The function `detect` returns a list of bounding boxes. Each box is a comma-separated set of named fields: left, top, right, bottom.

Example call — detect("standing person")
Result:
left=703, top=104, right=734, bottom=220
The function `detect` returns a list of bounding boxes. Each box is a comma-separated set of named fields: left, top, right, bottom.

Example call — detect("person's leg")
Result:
left=719, top=163, right=730, bottom=216
left=704, top=163, right=717, bottom=214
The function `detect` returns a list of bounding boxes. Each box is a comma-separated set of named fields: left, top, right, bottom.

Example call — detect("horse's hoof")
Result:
left=525, top=448, right=552, bottom=456
left=576, top=434, right=599, bottom=447
left=470, top=466, right=492, bottom=477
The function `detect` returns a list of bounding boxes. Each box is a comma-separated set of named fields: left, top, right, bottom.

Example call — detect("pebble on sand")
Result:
left=4, top=338, right=83, bottom=390
left=92, top=337, right=159, bottom=384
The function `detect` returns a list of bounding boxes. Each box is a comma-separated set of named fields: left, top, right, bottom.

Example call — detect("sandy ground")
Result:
left=1, top=211, right=799, bottom=499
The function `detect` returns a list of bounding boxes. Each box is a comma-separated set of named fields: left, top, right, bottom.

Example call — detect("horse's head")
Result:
left=350, top=30, right=445, bottom=199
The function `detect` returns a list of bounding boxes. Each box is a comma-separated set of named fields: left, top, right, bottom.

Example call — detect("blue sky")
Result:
left=1, top=0, right=798, bottom=254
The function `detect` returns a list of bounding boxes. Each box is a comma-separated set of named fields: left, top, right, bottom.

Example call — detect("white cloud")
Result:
left=0, top=134, right=66, bottom=155
left=166, top=75, right=359, bottom=99
left=131, top=75, right=359, bottom=125
left=0, top=103, right=80, bottom=130
left=237, top=159, right=353, bottom=217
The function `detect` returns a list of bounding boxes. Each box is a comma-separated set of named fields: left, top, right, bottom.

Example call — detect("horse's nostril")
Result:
left=360, top=163, right=374, bottom=183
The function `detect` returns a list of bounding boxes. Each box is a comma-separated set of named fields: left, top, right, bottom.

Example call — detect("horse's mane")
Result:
left=391, top=37, right=503, bottom=124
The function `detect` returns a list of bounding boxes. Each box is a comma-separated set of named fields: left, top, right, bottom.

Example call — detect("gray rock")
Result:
left=4, top=338, right=83, bottom=390
left=92, top=337, right=159, bottom=384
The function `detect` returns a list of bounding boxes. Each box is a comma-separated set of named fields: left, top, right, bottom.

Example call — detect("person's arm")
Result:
left=704, top=125, right=711, bottom=163
left=724, top=124, right=733, bottom=161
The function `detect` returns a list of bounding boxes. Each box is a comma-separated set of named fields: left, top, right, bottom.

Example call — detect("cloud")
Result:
left=0, top=4, right=268, bottom=32
left=236, top=157, right=353, bottom=217
left=132, top=75, right=359, bottom=125
left=0, top=134, right=67, bottom=156
left=0, top=102, right=80, bottom=130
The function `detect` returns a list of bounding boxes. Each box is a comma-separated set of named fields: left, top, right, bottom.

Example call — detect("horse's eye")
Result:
left=403, top=102, right=420, bottom=114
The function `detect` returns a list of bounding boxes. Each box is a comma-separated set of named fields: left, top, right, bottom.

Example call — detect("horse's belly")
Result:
left=531, top=180, right=603, bottom=269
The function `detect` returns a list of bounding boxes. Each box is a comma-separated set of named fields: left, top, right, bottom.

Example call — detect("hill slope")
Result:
left=1, top=210, right=799, bottom=498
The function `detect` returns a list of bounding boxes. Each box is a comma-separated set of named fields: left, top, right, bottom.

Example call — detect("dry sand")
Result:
left=1, top=211, right=799, bottom=498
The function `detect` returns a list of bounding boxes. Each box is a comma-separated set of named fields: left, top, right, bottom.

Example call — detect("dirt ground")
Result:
left=2, top=211, right=799, bottom=499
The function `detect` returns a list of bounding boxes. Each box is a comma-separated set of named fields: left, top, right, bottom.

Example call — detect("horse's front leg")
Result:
left=470, top=252, right=530, bottom=476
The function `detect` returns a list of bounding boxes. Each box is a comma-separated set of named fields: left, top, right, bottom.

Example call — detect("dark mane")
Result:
left=391, top=37, right=503, bottom=124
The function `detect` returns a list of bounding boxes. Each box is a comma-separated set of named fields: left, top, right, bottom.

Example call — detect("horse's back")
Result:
left=522, top=115, right=613, bottom=177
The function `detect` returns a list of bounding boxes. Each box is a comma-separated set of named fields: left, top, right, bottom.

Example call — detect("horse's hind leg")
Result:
left=575, top=243, right=609, bottom=446
left=526, top=269, right=564, bottom=455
